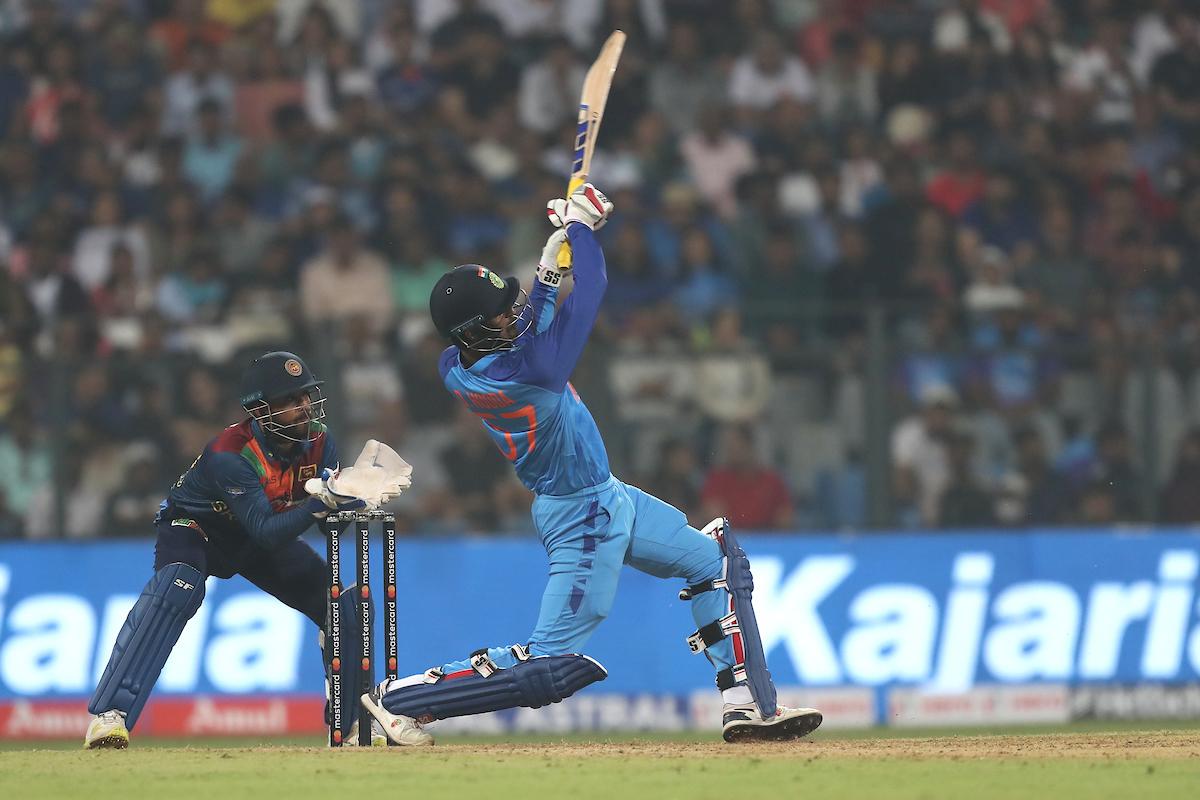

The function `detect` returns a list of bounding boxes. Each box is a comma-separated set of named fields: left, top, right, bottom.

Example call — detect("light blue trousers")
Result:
left=440, top=476, right=735, bottom=675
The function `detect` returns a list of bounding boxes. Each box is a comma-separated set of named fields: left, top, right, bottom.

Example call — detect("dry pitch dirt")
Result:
left=436, top=731, right=1200, bottom=761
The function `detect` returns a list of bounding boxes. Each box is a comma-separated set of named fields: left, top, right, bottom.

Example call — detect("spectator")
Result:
left=643, top=437, right=703, bottom=526
left=700, top=423, right=794, bottom=530
left=1160, top=429, right=1200, bottom=523
left=105, top=450, right=166, bottom=535
left=894, top=304, right=963, bottom=405
left=438, top=405, right=517, bottom=531
left=212, top=189, right=275, bottom=274
left=440, top=24, right=519, bottom=119
left=71, top=190, right=152, bottom=292
left=671, top=227, right=737, bottom=319
left=391, top=235, right=448, bottom=316
left=1022, top=203, right=1092, bottom=323
left=1076, top=479, right=1119, bottom=525
left=728, top=31, right=814, bottom=117
left=815, top=30, right=878, bottom=130
left=607, top=310, right=695, bottom=474
left=1011, top=425, right=1074, bottom=525
left=299, top=214, right=393, bottom=332
left=23, top=450, right=107, bottom=539
left=156, top=247, right=229, bottom=324
left=680, top=104, right=757, bottom=220
left=150, top=0, right=229, bottom=71
left=938, top=429, right=996, bottom=528
left=21, top=224, right=94, bottom=347
left=1090, top=420, right=1144, bottom=522
left=933, top=0, right=1011, bottom=55
left=601, top=223, right=671, bottom=322
left=0, top=403, right=52, bottom=520
left=892, top=384, right=958, bottom=527
left=89, top=19, right=161, bottom=129
left=926, top=126, right=987, bottom=219
left=170, top=366, right=230, bottom=460
left=517, top=36, right=584, bottom=136
left=1149, top=9, right=1200, bottom=138
left=694, top=308, right=772, bottom=426
left=160, top=38, right=234, bottom=137
left=648, top=20, right=725, bottom=136
left=960, top=169, right=1038, bottom=263
left=0, top=489, right=22, bottom=539
left=1063, top=15, right=1137, bottom=127
left=741, top=224, right=822, bottom=355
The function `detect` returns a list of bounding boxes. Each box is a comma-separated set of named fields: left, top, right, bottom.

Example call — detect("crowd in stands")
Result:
left=1, top=0, right=1199, bottom=538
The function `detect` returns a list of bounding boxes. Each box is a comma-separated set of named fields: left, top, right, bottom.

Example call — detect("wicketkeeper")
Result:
left=358, top=184, right=823, bottom=745
left=84, top=351, right=410, bottom=748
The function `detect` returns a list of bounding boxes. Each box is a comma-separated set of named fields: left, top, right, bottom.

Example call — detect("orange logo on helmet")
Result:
left=284, top=358, right=303, bottom=376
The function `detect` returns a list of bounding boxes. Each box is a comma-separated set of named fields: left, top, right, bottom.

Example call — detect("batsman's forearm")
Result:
left=526, top=278, right=559, bottom=334
left=566, top=223, right=607, bottom=299
left=515, top=225, right=607, bottom=391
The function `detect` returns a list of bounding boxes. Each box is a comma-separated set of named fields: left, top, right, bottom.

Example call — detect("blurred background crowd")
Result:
left=1, top=0, right=1199, bottom=538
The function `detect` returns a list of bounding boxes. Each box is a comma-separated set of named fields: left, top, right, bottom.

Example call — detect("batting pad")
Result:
left=683, top=518, right=778, bottom=719
left=89, top=563, right=205, bottom=728
left=381, top=654, right=607, bottom=722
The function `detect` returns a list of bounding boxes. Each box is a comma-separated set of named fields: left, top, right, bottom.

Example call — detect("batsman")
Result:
left=83, top=351, right=411, bottom=748
left=360, top=184, right=823, bottom=745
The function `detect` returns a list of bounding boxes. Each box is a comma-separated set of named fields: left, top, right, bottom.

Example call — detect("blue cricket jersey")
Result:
left=439, top=224, right=610, bottom=496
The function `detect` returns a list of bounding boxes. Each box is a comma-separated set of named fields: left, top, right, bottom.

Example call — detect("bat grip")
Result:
left=556, top=241, right=573, bottom=269
left=555, top=177, right=588, bottom=269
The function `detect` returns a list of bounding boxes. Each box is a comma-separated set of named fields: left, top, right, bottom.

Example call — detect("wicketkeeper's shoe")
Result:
left=343, top=717, right=388, bottom=747
left=360, top=682, right=434, bottom=746
left=83, top=710, right=130, bottom=750
left=721, top=703, right=823, bottom=743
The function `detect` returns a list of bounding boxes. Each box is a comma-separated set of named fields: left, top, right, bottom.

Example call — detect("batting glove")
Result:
left=546, top=183, right=614, bottom=231
left=536, top=228, right=570, bottom=287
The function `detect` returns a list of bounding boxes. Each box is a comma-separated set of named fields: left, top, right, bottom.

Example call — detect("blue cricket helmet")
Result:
left=239, top=351, right=327, bottom=442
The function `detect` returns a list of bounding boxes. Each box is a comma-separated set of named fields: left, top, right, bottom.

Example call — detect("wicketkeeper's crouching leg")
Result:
left=85, top=562, right=206, bottom=748
left=360, top=645, right=606, bottom=746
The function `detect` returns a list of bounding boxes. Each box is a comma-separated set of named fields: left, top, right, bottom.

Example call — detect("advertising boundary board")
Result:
left=2, top=528, right=1199, bottom=736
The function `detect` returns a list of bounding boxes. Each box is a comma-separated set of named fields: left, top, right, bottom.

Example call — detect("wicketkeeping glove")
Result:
left=545, top=183, right=614, bottom=231
left=303, top=468, right=367, bottom=519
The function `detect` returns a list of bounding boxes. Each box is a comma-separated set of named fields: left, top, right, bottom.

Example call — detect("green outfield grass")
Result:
left=3, top=723, right=1198, bottom=800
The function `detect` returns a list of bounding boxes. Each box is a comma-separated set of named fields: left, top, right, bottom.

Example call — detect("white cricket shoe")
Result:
left=360, top=682, right=434, bottom=746
left=721, top=703, right=823, bottom=743
left=84, top=710, right=130, bottom=750
left=343, top=716, right=388, bottom=747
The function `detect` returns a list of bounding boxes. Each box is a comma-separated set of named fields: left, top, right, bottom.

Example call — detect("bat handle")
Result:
left=556, top=240, right=573, bottom=269
left=555, top=177, right=587, bottom=269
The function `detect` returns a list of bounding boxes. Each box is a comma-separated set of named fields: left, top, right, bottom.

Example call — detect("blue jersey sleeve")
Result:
left=320, top=433, right=340, bottom=472
left=208, top=451, right=318, bottom=550
left=525, top=276, right=559, bottom=334
left=513, top=224, right=607, bottom=392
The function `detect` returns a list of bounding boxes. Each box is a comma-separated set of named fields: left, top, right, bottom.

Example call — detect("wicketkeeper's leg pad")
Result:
left=89, top=563, right=205, bottom=729
left=381, top=645, right=607, bottom=723
left=680, top=518, right=778, bottom=719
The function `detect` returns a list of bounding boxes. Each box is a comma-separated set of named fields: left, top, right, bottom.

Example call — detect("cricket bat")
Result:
left=557, top=29, right=626, bottom=269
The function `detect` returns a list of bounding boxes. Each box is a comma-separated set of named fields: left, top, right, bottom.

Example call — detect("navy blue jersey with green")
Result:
left=155, top=418, right=339, bottom=553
